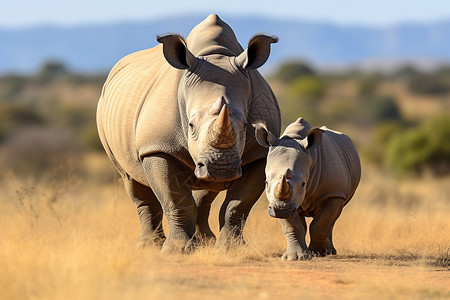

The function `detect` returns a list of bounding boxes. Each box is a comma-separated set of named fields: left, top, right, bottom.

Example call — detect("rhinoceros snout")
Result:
left=268, top=205, right=297, bottom=219
left=194, top=157, right=242, bottom=182
left=195, top=160, right=208, bottom=177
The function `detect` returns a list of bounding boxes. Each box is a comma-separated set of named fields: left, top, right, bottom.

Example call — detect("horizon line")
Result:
left=1, top=12, right=450, bottom=31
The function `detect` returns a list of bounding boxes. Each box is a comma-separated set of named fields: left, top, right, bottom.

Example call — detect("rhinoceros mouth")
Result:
left=268, top=204, right=297, bottom=219
left=194, top=149, right=242, bottom=182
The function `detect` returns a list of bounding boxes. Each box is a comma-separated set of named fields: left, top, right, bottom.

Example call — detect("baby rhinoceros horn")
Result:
left=207, top=103, right=237, bottom=149
left=274, top=175, right=293, bottom=201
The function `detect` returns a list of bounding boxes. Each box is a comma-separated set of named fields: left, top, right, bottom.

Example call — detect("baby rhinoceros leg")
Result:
left=309, top=197, right=345, bottom=256
left=279, top=214, right=311, bottom=261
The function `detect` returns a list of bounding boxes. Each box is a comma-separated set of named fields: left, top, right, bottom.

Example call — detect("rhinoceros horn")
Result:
left=208, top=101, right=236, bottom=149
left=274, top=175, right=293, bottom=201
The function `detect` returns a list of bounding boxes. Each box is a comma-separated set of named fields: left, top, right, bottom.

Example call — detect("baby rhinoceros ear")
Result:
left=253, top=122, right=278, bottom=148
left=302, top=128, right=324, bottom=151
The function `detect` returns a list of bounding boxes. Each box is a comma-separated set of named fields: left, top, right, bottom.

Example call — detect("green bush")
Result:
left=272, top=61, right=315, bottom=83
left=367, top=121, right=405, bottom=164
left=385, top=115, right=450, bottom=175
left=289, top=76, right=324, bottom=100
left=357, top=75, right=381, bottom=97
left=361, top=96, right=402, bottom=123
left=0, top=104, right=45, bottom=142
left=0, top=75, right=27, bottom=100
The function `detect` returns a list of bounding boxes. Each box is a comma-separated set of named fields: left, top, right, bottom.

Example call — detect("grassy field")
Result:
left=0, top=154, right=449, bottom=299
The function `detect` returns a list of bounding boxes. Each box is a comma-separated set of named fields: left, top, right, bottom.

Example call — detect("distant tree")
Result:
left=272, top=61, right=315, bottom=83
left=392, top=65, right=420, bottom=80
left=408, top=73, right=450, bottom=96
left=361, top=96, right=402, bottom=123
left=366, top=121, right=405, bottom=164
left=289, top=76, right=324, bottom=100
left=357, top=74, right=381, bottom=97
left=372, top=96, right=402, bottom=122
left=0, top=104, right=45, bottom=143
left=35, top=61, right=68, bottom=83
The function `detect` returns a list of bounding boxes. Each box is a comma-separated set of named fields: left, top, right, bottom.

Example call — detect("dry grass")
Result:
left=0, top=156, right=449, bottom=299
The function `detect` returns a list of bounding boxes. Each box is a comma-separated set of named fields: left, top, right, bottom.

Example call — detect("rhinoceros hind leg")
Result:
left=217, top=159, right=265, bottom=250
left=123, top=177, right=165, bottom=248
left=142, top=154, right=197, bottom=254
left=309, top=197, right=344, bottom=256
left=192, top=189, right=218, bottom=243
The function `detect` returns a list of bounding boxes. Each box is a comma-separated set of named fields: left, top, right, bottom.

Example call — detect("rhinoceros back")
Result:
left=97, top=46, right=183, bottom=184
left=313, top=128, right=361, bottom=204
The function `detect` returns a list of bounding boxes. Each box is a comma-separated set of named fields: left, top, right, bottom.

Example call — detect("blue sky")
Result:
left=1, top=0, right=450, bottom=28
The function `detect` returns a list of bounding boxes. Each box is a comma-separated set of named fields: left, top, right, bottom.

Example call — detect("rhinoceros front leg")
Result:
left=309, top=197, right=344, bottom=256
left=123, top=177, right=165, bottom=247
left=192, top=189, right=218, bottom=243
left=279, top=213, right=310, bottom=261
left=142, top=154, right=197, bottom=253
left=217, top=158, right=265, bottom=249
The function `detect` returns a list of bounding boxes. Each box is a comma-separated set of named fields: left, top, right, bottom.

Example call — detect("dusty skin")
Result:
left=0, top=156, right=449, bottom=299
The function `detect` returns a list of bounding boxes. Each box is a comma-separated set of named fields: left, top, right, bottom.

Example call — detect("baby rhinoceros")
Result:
left=254, top=118, right=361, bottom=261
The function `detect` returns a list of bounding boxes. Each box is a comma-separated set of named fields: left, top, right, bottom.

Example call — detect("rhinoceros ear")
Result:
left=253, top=122, right=278, bottom=148
left=236, top=35, right=278, bottom=70
left=157, top=34, right=197, bottom=70
left=302, top=128, right=324, bottom=151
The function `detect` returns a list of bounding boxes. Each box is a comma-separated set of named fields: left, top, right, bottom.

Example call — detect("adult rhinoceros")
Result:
left=97, top=14, right=280, bottom=253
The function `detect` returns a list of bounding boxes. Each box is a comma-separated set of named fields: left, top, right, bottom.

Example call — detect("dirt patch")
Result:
left=146, top=256, right=449, bottom=299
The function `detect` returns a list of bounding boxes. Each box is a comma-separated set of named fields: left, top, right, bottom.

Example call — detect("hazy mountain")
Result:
left=1, top=14, right=450, bottom=74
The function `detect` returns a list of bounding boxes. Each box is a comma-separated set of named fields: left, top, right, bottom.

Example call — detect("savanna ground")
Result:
left=0, top=154, right=449, bottom=300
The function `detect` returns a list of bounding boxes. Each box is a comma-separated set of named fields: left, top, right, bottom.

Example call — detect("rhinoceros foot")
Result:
left=282, top=245, right=311, bottom=261
left=137, top=235, right=166, bottom=249
left=183, top=236, right=202, bottom=254
left=159, top=235, right=209, bottom=254
left=193, top=229, right=217, bottom=245
left=329, top=247, right=337, bottom=255
left=216, top=229, right=246, bottom=251
left=310, top=247, right=337, bottom=257
left=160, top=233, right=196, bottom=254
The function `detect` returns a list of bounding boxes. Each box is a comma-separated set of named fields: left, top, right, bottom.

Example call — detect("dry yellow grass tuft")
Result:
left=0, top=160, right=449, bottom=299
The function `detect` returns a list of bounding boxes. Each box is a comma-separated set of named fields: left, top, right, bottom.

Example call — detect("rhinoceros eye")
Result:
left=188, top=120, right=199, bottom=140
left=301, top=181, right=306, bottom=188
left=188, top=114, right=198, bottom=134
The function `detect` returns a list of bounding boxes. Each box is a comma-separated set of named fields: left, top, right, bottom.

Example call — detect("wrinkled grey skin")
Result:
left=254, top=117, right=361, bottom=261
left=97, top=14, right=280, bottom=253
